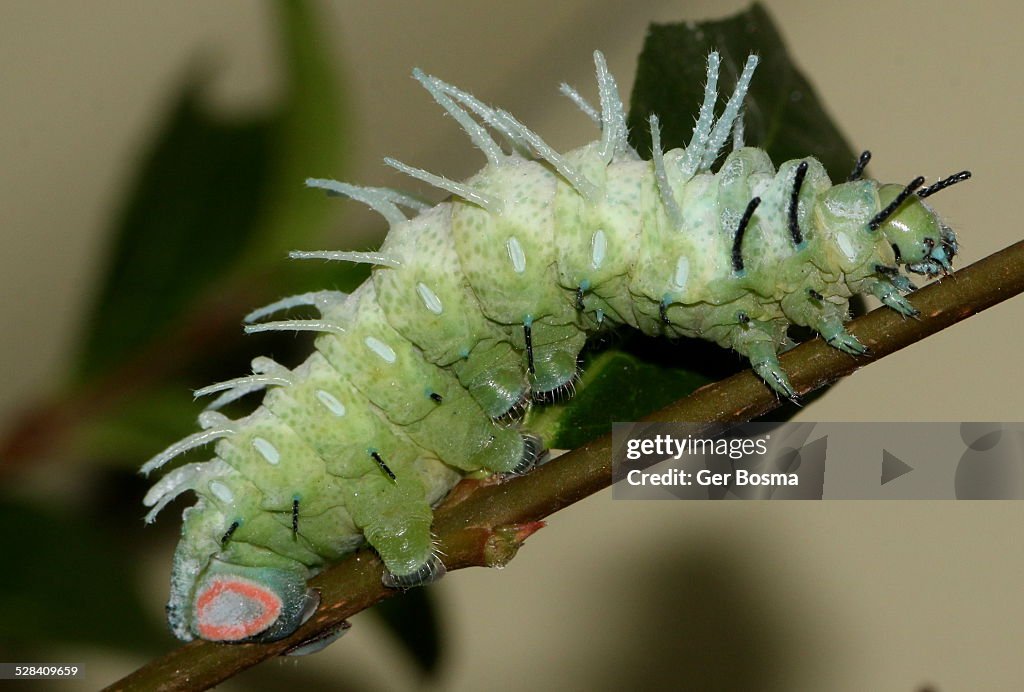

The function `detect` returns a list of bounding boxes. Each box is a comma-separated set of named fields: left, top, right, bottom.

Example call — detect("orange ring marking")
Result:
left=194, top=576, right=282, bottom=641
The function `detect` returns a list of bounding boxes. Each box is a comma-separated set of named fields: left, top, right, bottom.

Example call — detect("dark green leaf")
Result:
left=528, top=339, right=716, bottom=449
left=627, top=2, right=856, bottom=180
left=73, top=90, right=274, bottom=380
left=74, top=0, right=344, bottom=381
left=238, top=0, right=347, bottom=269
left=74, top=385, right=217, bottom=465
left=369, top=587, right=442, bottom=676
left=0, top=500, right=165, bottom=652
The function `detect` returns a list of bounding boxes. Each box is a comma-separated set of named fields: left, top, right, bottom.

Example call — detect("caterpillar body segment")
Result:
left=143, top=51, right=965, bottom=645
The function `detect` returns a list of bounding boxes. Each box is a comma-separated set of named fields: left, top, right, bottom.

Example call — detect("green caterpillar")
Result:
left=142, top=50, right=967, bottom=646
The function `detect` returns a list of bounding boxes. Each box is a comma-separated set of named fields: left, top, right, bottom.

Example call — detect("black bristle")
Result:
left=788, top=161, right=808, bottom=246
left=731, top=197, right=762, bottom=273
left=370, top=451, right=396, bottom=481
left=847, top=150, right=871, bottom=181
left=868, top=176, right=925, bottom=230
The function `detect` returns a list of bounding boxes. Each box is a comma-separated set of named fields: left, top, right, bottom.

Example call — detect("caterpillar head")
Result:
left=873, top=172, right=969, bottom=276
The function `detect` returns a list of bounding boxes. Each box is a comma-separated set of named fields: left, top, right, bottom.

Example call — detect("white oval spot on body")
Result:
left=315, top=389, right=346, bottom=417
left=506, top=236, right=526, bottom=274
left=673, top=256, right=689, bottom=290
left=836, top=232, right=857, bottom=262
left=252, top=437, right=280, bottom=465
left=590, top=229, right=607, bottom=269
left=416, top=282, right=444, bottom=314
left=364, top=336, right=397, bottom=363
left=209, top=480, right=234, bottom=504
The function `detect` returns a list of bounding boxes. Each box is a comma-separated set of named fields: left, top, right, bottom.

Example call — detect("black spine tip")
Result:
left=575, top=286, right=585, bottom=311
left=371, top=451, right=397, bottom=481
left=659, top=301, right=671, bottom=325
left=731, top=196, right=762, bottom=273
left=917, top=170, right=972, bottom=199
left=788, top=161, right=809, bottom=246
left=292, top=498, right=299, bottom=538
left=221, top=521, right=239, bottom=546
left=807, top=288, right=824, bottom=301
left=429, top=392, right=443, bottom=403
left=848, top=150, right=872, bottom=181
left=523, top=322, right=535, bottom=375
left=868, top=176, right=925, bottom=231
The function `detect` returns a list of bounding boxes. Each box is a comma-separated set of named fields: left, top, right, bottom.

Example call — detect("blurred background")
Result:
left=1, top=1, right=1022, bottom=689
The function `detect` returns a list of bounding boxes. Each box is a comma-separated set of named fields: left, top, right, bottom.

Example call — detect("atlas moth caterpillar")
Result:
left=141, top=49, right=969, bottom=649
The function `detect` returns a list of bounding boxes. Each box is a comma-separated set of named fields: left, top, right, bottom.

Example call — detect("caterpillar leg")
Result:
left=744, top=339, right=796, bottom=399
left=381, top=552, right=447, bottom=588
left=363, top=505, right=446, bottom=589
left=529, top=329, right=585, bottom=403
left=508, top=432, right=545, bottom=474
left=815, top=316, right=868, bottom=355
left=453, top=340, right=529, bottom=419
left=724, top=314, right=795, bottom=398
left=284, top=621, right=351, bottom=656
left=889, top=274, right=918, bottom=295
left=516, top=319, right=585, bottom=403
left=782, top=293, right=867, bottom=355
left=864, top=277, right=920, bottom=317
left=462, top=430, right=544, bottom=476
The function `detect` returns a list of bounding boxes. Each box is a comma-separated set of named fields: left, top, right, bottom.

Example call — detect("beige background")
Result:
left=1, top=1, right=1022, bottom=689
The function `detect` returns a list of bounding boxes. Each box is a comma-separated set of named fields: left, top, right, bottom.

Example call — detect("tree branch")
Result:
left=104, top=240, right=1024, bottom=692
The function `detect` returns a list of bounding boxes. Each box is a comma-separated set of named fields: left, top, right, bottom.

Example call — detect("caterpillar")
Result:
left=141, top=49, right=968, bottom=646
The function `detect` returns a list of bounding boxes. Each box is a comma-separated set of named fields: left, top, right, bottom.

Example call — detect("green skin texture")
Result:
left=159, top=140, right=950, bottom=643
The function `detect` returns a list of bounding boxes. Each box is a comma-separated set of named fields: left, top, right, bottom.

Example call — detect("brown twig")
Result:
left=104, top=240, right=1024, bottom=691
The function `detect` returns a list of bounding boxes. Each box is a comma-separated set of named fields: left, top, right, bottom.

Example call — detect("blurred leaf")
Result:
left=0, top=500, right=163, bottom=652
left=627, top=2, right=856, bottom=180
left=74, top=0, right=344, bottom=382
left=238, top=0, right=346, bottom=269
left=74, top=385, right=211, bottom=465
left=369, top=587, right=442, bottom=676
left=72, top=90, right=273, bottom=381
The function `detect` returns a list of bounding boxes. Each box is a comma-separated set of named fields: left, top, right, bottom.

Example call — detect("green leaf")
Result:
left=237, top=0, right=347, bottom=269
left=529, top=4, right=854, bottom=443
left=369, top=587, right=442, bottom=676
left=73, top=385, right=214, bottom=465
left=627, top=2, right=856, bottom=180
left=73, top=0, right=344, bottom=381
left=72, top=90, right=274, bottom=381
left=0, top=500, right=164, bottom=652
left=527, top=339, right=716, bottom=450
